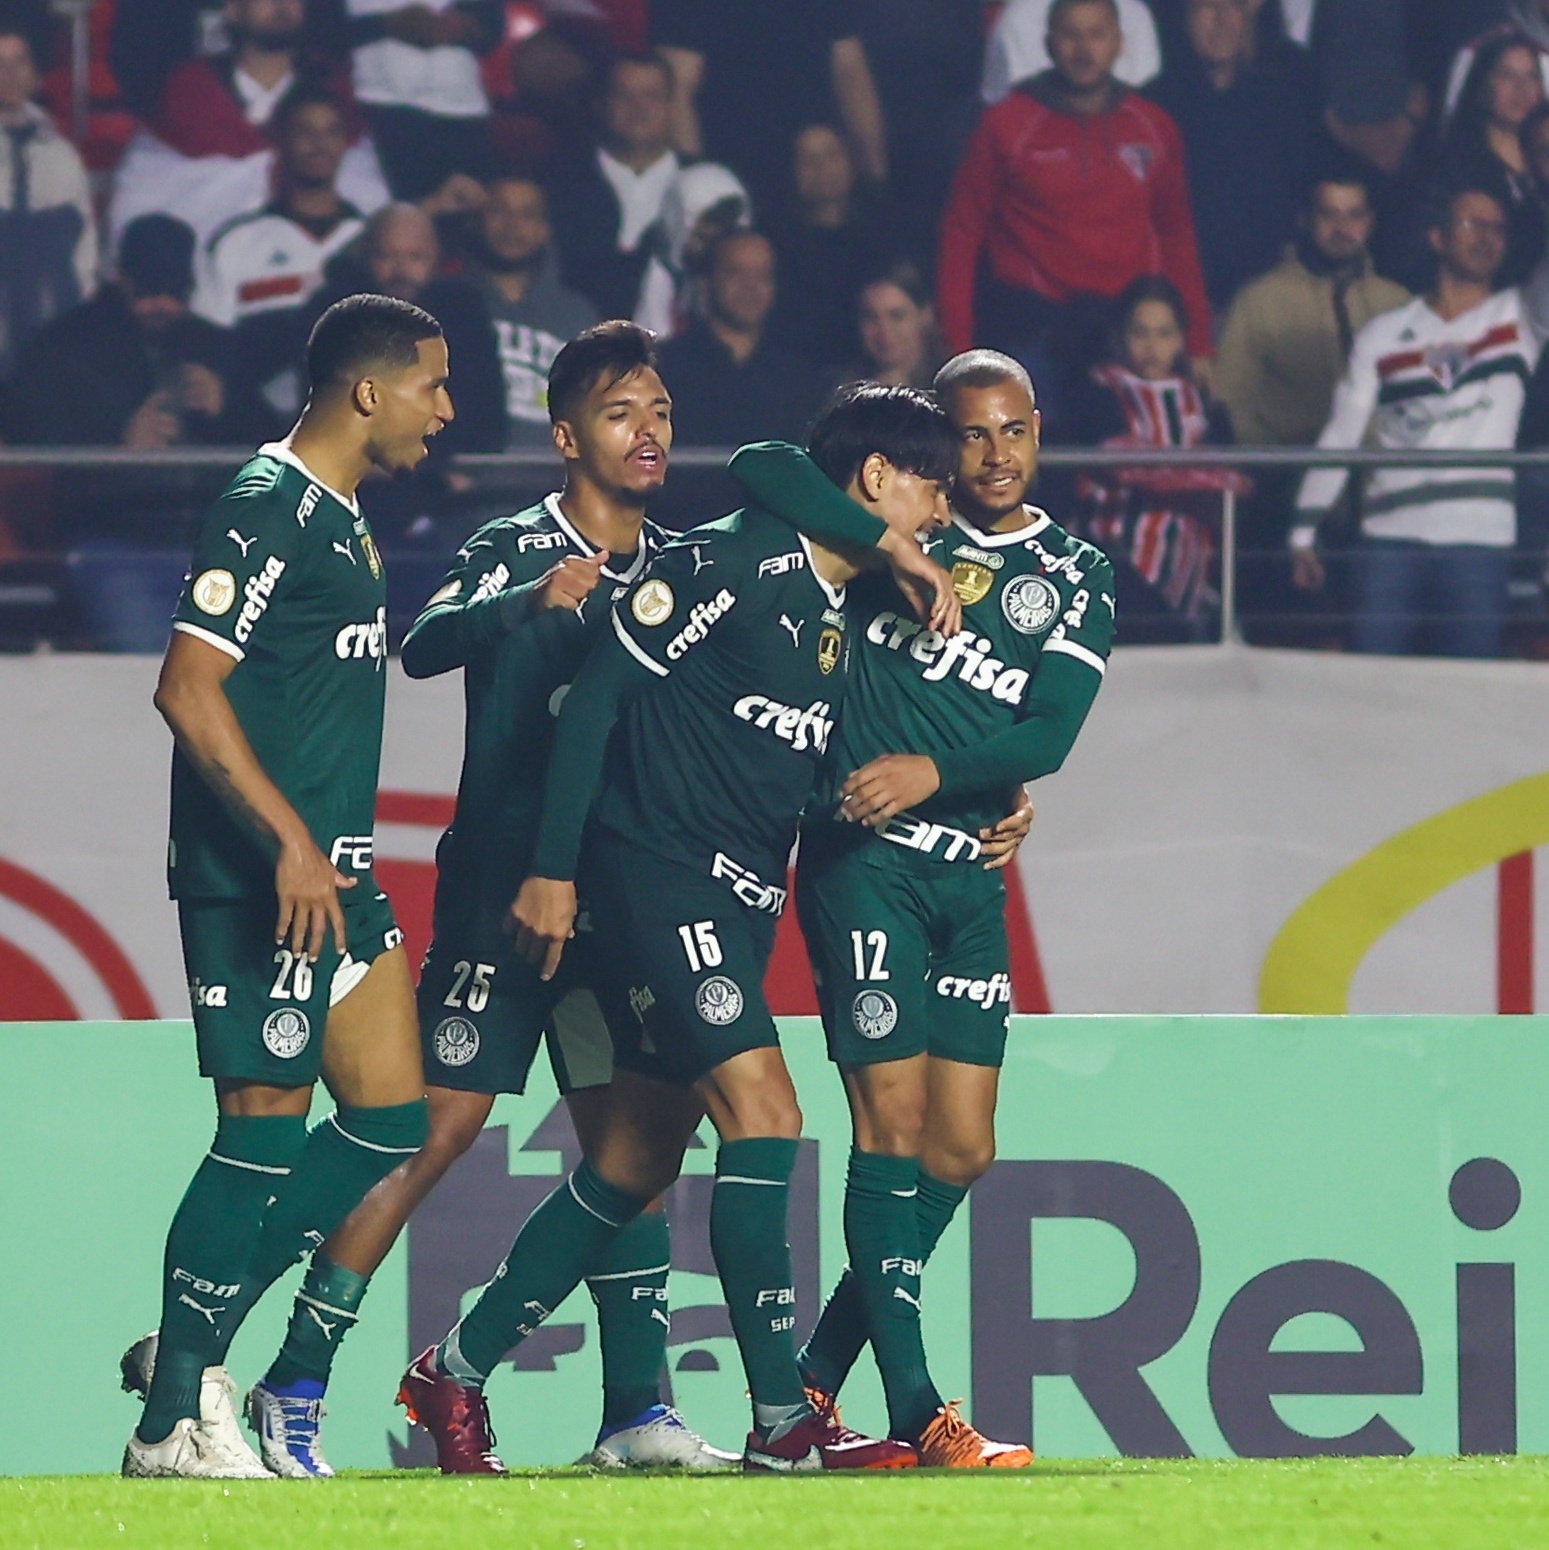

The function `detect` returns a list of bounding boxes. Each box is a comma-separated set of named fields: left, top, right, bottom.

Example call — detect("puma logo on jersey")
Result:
left=665, top=588, right=736, bottom=660
left=472, top=563, right=511, bottom=602
left=335, top=606, right=388, bottom=662
left=778, top=613, right=803, bottom=647
left=866, top=611, right=1029, bottom=706
left=732, top=694, right=833, bottom=753
left=226, top=529, right=258, bottom=556
left=333, top=538, right=356, bottom=565
left=690, top=545, right=714, bottom=574
left=233, top=556, right=287, bottom=645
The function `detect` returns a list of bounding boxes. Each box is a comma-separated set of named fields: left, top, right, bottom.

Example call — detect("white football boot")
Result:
left=120, top=1330, right=269, bottom=1477
left=122, top=1416, right=275, bottom=1479
left=577, top=1404, right=741, bottom=1470
left=245, top=1382, right=335, bottom=1478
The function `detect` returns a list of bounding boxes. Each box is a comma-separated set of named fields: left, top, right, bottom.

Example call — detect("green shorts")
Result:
left=796, top=831, right=1011, bottom=1069
left=416, top=926, right=615, bottom=1097
left=177, top=883, right=402, bottom=1085
left=589, top=833, right=781, bottom=1087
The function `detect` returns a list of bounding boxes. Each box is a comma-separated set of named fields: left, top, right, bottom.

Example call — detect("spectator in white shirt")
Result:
left=633, top=160, right=750, bottom=341
left=983, top=0, right=1161, bottom=101
left=546, top=52, right=681, bottom=320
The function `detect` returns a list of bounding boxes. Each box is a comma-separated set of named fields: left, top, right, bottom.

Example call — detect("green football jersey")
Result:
left=400, top=495, right=662, bottom=900
left=827, top=508, right=1115, bottom=858
left=168, top=442, right=388, bottom=899
left=593, top=507, right=852, bottom=900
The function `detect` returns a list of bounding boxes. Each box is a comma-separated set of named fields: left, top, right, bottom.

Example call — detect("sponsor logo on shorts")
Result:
left=434, top=1016, right=480, bottom=1067
left=732, top=695, right=833, bottom=753
left=866, top=612, right=1030, bottom=706
left=330, top=834, right=374, bottom=871
left=935, top=972, right=1012, bottom=1008
left=385, top=927, right=404, bottom=951
left=951, top=560, right=996, bottom=606
left=1002, top=575, right=1060, bottom=635
left=234, top=556, right=287, bottom=644
left=335, top=606, right=388, bottom=661
left=631, top=577, right=675, bottom=626
left=695, top=975, right=744, bottom=1026
left=710, top=852, right=787, bottom=914
left=817, top=625, right=843, bottom=675
left=629, top=984, right=656, bottom=1022
left=666, top=588, right=736, bottom=659
left=192, top=568, right=236, bottom=615
left=189, top=978, right=227, bottom=1008
left=262, top=1006, right=311, bottom=1059
left=879, top=812, right=983, bottom=864
left=853, top=988, right=898, bottom=1040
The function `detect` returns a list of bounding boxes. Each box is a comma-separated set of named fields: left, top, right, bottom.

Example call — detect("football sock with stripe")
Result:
left=587, top=1208, right=672, bottom=1429
left=843, top=1149, right=940, bottom=1439
left=437, top=1159, right=648, bottom=1385
left=799, top=1169, right=969, bottom=1397
left=263, top=1255, right=370, bottom=1389
left=710, top=1138, right=809, bottom=1424
left=212, top=1100, right=428, bottom=1365
left=138, top=1114, right=307, bottom=1444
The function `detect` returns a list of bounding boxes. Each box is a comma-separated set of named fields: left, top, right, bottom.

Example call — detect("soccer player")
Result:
left=120, top=295, right=451, bottom=1478
left=399, top=383, right=960, bottom=1471
left=288, top=320, right=735, bottom=1473
left=734, top=349, right=1114, bottom=1464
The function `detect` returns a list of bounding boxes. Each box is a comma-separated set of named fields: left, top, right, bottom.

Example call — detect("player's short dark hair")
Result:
left=806, top=381, right=956, bottom=490
left=306, top=293, right=443, bottom=392
left=933, top=349, right=1036, bottom=406
left=272, top=82, right=347, bottom=138
left=547, top=319, right=659, bottom=424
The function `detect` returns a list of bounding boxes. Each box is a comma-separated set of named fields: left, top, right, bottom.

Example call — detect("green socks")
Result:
left=264, top=1255, right=371, bottom=1389
left=587, top=1210, right=671, bottom=1428
left=438, top=1160, right=648, bottom=1384
left=139, top=1114, right=306, bottom=1443
left=710, top=1137, right=807, bottom=1415
left=843, top=1149, right=940, bottom=1439
left=799, top=1168, right=968, bottom=1400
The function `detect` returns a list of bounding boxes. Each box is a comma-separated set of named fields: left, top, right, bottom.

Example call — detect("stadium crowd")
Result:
left=0, top=0, right=1547, bottom=654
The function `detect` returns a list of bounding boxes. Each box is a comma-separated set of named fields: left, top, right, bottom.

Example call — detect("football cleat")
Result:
left=119, top=1331, right=268, bottom=1477
left=121, top=1416, right=275, bottom=1479
left=915, top=1402, right=1033, bottom=1468
left=576, top=1404, right=740, bottom=1470
left=246, top=1381, right=335, bottom=1478
left=396, top=1346, right=506, bottom=1474
left=743, top=1407, right=917, bottom=1472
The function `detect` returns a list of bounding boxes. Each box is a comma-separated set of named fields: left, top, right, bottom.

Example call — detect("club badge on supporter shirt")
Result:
left=952, top=560, right=995, bottom=606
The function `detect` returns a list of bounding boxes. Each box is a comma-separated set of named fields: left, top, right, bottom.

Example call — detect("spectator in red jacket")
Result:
left=937, top=0, right=1210, bottom=439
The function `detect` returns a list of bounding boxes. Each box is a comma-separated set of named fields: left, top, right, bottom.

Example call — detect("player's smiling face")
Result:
left=946, top=380, right=1041, bottom=526
left=557, top=365, right=672, bottom=500
left=367, top=334, right=455, bottom=473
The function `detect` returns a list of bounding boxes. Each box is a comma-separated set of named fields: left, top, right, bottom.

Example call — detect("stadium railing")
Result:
left=1, top=446, right=1546, bottom=655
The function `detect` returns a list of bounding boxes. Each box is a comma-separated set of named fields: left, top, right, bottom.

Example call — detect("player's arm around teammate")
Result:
left=125, top=297, right=454, bottom=1480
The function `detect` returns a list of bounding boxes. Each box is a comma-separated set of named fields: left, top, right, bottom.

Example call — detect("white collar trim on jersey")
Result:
left=950, top=508, right=1050, bottom=547
left=798, top=532, right=846, bottom=608
left=543, top=492, right=651, bottom=583
left=260, top=440, right=361, bottom=517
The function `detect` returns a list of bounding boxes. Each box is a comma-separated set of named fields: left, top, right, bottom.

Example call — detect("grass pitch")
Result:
left=6, top=1459, right=1549, bottom=1550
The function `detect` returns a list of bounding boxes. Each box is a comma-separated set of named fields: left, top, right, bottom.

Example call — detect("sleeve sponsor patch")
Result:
left=632, top=577, right=675, bottom=626
left=192, top=569, right=237, bottom=616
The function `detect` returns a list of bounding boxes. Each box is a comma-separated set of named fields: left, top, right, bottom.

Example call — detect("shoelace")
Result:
left=925, top=1402, right=981, bottom=1463
left=457, top=1389, right=500, bottom=1455
left=274, top=1395, right=326, bottom=1454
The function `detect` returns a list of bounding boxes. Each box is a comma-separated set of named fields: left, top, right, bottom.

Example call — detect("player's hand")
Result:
left=508, top=876, right=577, bottom=981
left=877, top=528, right=961, bottom=637
left=980, top=787, right=1034, bottom=871
left=274, top=836, right=357, bottom=961
left=840, top=753, right=941, bottom=827
left=421, top=172, right=487, bottom=217
left=534, top=552, right=610, bottom=614
left=1290, top=547, right=1325, bottom=591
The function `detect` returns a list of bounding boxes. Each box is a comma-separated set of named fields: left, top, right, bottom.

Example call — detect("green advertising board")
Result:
left=1, top=1016, right=1541, bottom=1475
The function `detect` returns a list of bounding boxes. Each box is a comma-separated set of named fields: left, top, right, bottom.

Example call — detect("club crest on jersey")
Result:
left=853, top=989, right=898, bottom=1040
left=1002, top=574, right=1060, bottom=634
left=192, top=568, right=236, bottom=615
left=632, top=577, right=675, bottom=626
left=817, top=625, right=844, bottom=674
left=434, top=1017, right=480, bottom=1067
left=353, top=517, right=382, bottom=579
left=1423, top=341, right=1471, bottom=391
left=696, top=975, right=744, bottom=1026
left=262, top=1007, right=311, bottom=1059
left=951, top=561, right=996, bottom=606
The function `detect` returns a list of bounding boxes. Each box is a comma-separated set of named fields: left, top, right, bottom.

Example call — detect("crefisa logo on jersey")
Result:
left=1002, top=575, right=1061, bottom=635
left=234, top=556, right=287, bottom=644
left=695, top=975, right=744, bottom=1026
left=434, top=1016, right=480, bottom=1067
left=853, top=989, right=898, bottom=1040
left=335, top=606, right=388, bottom=661
left=262, top=1007, right=311, bottom=1059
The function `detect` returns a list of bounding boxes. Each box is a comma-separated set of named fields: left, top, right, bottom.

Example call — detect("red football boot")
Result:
left=395, top=1347, right=506, bottom=1474
left=743, top=1404, right=918, bottom=1472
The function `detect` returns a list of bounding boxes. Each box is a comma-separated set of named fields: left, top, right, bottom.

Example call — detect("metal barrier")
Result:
left=2, top=445, right=1547, bottom=652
